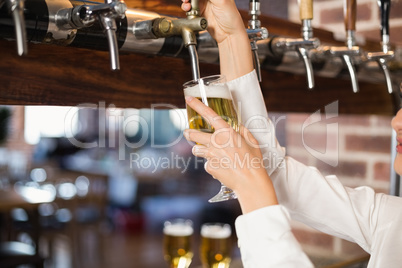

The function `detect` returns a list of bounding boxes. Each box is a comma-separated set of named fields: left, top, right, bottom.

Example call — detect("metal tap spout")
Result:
left=270, top=36, right=319, bottom=90
left=326, top=0, right=361, bottom=93
left=366, top=51, right=394, bottom=94
left=93, top=0, right=126, bottom=71
left=133, top=0, right=207, bottom=80
left=364, top=0, right=394, bottom=94
left=4, top=0, right=27, bottom=56
left=183, top=0, right=205, bottom=80
left=267, top=0, right=319, bottom=89
left=247, top=0, right=267, bottom=82
left=58, top=0, right=127, bottom=70
left=315, top=45, right=361, bottom=93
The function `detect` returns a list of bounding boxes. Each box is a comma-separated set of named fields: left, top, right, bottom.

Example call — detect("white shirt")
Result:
left=227, top=71, right=402, bottom=268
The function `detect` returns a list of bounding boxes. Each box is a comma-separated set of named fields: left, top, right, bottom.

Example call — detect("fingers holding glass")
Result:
left=183, top=75, right=239, bottom=202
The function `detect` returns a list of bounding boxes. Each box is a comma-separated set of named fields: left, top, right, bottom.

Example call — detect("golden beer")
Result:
left=163, top=219, right=194, bottom=268
left=185, top=97, right=239, bottom=134
left=200, top=223, right=232, bottom=268
left=183, top=77, right=239, bottom=134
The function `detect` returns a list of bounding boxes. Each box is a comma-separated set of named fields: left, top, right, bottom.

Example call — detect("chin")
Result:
left=394, top=155, right=402, bottom=176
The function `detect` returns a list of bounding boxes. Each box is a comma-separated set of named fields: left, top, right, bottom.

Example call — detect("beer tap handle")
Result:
left=300, top=0, right=313, bottom=20
left=342, top=54, right=359, bottom=93
left=7, top=0, right=28, bottom=56
left=299, top=0, right=313, bottom=40
left=379, top=0, right=390, bottom=52
left=298, top=0, right=315, bottom=89
left=343, top=0, right=359, bottom=93
left=344, top=0, right=356, bottom=49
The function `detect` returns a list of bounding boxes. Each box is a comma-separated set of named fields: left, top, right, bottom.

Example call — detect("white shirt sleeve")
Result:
left=227, top=70, right=286, bottom=177
left=228, top=71, right=313, bottom=267
left=227, top=70, right=402, bottom=267
left=236, top=205, right=314, bottom=268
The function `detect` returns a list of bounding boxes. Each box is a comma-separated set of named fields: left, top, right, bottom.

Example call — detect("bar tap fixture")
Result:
left=134, top=0, right=207, bottom=80
left=314, top=0, right=361, bottom=93
left=247, top=0, right=268, bottom=82
left=57, top=0, right=127, bottom=70
left=342, top=0, right=360, bottom=93
left=269, top=0, right=319, bottom=90
left=1, top=0, right=27, bottom=55
left=365, top=0, right=394, bottom=94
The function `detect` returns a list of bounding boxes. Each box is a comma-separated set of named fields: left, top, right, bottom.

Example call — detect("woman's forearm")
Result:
left=218, top=31, right=254, bottom=81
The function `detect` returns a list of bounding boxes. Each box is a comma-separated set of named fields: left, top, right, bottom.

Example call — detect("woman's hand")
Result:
left=181, top=0, right=246, bottom=44
left=180, top=0, right=253, bottom=80
left=183, top=96, right=278, bottom=214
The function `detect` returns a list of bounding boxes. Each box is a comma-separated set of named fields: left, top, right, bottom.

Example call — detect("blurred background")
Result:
left=0, top=0, right=401, bottom=267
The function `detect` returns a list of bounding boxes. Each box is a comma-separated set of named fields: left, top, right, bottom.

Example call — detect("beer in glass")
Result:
left=163, top=219, right=194, bottom=268
left=200, top=223, right=232, bottom=268
left=183, top=75, right=239, bottom=202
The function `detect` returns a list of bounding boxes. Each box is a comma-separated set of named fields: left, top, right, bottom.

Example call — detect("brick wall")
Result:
left=279, top=0, right=400, bottom=261
left=288, top=0, right=402, bottom=46
left=281, top=109, right=393, bottom=260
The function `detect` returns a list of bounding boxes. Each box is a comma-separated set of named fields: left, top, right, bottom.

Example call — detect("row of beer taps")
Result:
left=1, top=0, right=397, bottom=94
left=251, top=0, right=394, bottom=94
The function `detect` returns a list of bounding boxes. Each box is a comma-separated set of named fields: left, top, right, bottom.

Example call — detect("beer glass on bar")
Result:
left=200, top=222, right=232, bottom=268
left=183, top=75, right=240, bottom=203
left=163, top=218, right=194, bottom=268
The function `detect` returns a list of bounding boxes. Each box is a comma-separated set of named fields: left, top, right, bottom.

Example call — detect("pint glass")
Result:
left=163, top=218, right=194, bottom=268
left=200, top=223, right=232, bottom=268
left=183, top=75, right=239, bottom=202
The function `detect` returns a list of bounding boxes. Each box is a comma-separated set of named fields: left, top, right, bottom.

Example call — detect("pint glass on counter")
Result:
left=163, top=219, right=194, bottom=268
left=200, top=223, right=232, bottom=268
left=183, top=75, right=239, bottom=203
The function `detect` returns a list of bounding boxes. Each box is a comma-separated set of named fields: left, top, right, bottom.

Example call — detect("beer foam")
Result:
left=184, top=84, right=232, bottom=100
left=201, top=224, right=231, bottom=239
left=164, top=223, right=194, bottom=236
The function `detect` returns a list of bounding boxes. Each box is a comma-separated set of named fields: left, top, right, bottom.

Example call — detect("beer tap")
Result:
left=314, top=0, right=361, bottom=93
left=365, top=0, right=394, bottom=94
left=133, top=0, right=207, bottom=80
left=57, top=0, right=127, bottom=70
left=247, top=0, right=268, bottom=82
left=1, top=0, right=27, bottom=55
left=343, top=0, right=360, bottom=93
left=269, top=0, right=319, bottom=90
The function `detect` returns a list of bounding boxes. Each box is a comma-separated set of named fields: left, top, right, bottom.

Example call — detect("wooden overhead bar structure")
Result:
left=0, top=0, right=397, bottom=115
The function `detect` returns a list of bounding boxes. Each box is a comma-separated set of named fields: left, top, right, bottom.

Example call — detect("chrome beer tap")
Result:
left=314, top=0, right=361, bottom=93
left=365, top=0, right=394, bottom=94
left=247, top=0, right=268, bottom=82
left=56, top=0, right=127, bottom=70
left=342, top=0, right=360, bottom=93
left=133, top=0, right=207, bottom=80
left=1, top=0, right=27, bottom=55
left=269, top=0, right=319, bottom=90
